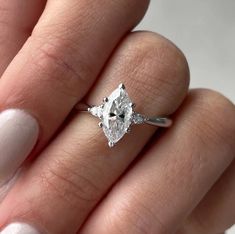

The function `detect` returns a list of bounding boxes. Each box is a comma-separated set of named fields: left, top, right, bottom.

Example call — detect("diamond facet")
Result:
left=101, top=85, right=133, bottom=146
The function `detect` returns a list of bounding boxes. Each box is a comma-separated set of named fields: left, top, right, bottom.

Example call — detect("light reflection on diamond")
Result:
left=101, top=85, right=133, bottom=145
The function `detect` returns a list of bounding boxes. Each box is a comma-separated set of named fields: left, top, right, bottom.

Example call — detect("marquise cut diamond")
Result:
left=89, top=84, right=134, bottom=146
left=102, top=85, right=133, bottom=146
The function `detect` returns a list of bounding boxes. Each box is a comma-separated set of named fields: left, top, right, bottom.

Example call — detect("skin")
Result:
left=0, top=0, right=46, bottom=75
left=0, top=0, right=235, bottom=233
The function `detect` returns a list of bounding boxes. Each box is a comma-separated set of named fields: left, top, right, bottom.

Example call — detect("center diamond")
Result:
left=101, top=84, right=133, bottom=147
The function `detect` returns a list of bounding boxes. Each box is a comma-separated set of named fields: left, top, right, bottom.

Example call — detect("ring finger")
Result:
left=0, top=32, right=189, bottom=233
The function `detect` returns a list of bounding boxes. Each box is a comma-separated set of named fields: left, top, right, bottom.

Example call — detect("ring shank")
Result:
left=75, top=103, right=90, bottom=112
left=144, top=117, right=172, bottom=127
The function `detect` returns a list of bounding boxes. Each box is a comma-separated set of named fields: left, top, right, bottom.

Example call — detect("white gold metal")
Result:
left=98, top=122, right=103, bottom=128
left=76, top=84, right=172, bottom=147
left=103, top=97, right=109, bottom=103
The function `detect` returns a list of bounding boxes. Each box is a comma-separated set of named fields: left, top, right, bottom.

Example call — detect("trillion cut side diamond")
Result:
left=101, top=85, right=133, bottom=145
left=132, top=113, right=145, bottom=124
left=89, top=106, right=103, bottom=118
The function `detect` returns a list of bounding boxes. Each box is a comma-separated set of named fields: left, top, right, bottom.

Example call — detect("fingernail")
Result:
left=1, top=222, right=41, bottom=234
left=0, top=109, right=39, bottom=186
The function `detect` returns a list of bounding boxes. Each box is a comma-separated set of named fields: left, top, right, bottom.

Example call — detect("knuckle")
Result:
left=134, top=31, right=188, bottom=81
left=188, top=89, right=235, bottom=155
left=121, top=31, right=189, bottom=113
left=28, top=34, right=90, bottom=98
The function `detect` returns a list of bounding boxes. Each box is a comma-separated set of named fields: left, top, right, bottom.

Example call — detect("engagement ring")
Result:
left=78, top=84, right=172, bottom=147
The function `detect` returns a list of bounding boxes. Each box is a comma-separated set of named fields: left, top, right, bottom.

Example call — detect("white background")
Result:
left=138, top=1, right=235, bottom=233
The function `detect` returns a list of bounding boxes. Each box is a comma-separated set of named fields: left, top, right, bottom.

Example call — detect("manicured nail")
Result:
left=1, top=222, right=40, bottom=234
left=0, top=109, right=39, bottom=186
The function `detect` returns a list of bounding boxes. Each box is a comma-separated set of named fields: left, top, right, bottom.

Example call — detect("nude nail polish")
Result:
left=1, top=222, right=40, bottom=234
left=0, top=109, right=39, bottom=186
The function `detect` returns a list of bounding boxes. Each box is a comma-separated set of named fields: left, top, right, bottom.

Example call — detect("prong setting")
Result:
left=119, top=83, right=125, bottom=89
left=103, top=97, right=109, bottom=103
left=108, top=141, right=114, bottom=147
left=125, top=127, right=131, bottom=133
left=98, top=122, right=103, bottom=128
left=131, top=103, right=136, bottom=108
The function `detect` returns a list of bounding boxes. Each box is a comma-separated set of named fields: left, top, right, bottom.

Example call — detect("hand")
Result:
left=0, top=1, right=234, bottom=234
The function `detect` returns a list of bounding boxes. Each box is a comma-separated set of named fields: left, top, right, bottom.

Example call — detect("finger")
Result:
left=0, top=32, right=189, bottom=234
left=0, top=0, right=46, bottom=75
left=0, top=0, right=149, bottom=186
left=178, top=160, right=235, bottom=234
left=80, top=89, right=235, bottom=234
